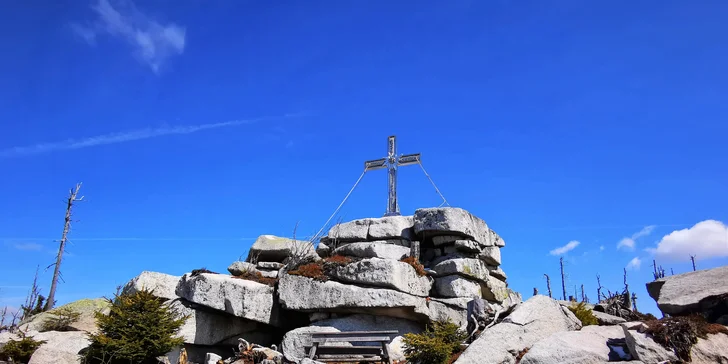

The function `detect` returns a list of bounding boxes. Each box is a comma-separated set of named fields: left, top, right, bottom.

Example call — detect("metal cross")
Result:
left=364, top=135, right=421, bottom=217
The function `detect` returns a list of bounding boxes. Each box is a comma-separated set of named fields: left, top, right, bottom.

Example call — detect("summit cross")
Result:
left=364, top=135, right=421, bottom=217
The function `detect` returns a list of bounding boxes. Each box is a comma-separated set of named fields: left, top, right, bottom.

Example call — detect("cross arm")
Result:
left=364, top=158, right=387, bottom=171
left=398, top=153, right=421, bottom=166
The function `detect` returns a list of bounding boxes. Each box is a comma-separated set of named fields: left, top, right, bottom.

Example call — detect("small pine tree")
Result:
left=568, top=302, right=598, bottom=326
left=402, top=320, right=467, bottom=364
left=40, top=307, right=81, bottom=332
left=0, top=331, right=47, bottom=363
left=82, top=288, right=188, bottom=364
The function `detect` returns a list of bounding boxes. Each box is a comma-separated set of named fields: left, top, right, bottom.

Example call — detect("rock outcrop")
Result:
left=246, top=235, right=317, bottom=263
left=519, top=325, right=629, bottom=363
left=27, top=331, right=90, bottom=364
left=175, top=272, right=282, bottom=328
left=327, top=257, right=433, bottom=297
left=646, top=265, right=728, bottom=323
left=455, top=295, right=581, bottom=364
left=18, top=298, right=110, bottom=334
left=278, top=273, right=429, bottom=322
left=297, top=207, right=519, bottom=332
left=122, top=270, right=181, bottom=300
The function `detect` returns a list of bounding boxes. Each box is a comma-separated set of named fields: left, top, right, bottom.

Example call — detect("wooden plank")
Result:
left=316, top=358, right=383, bottom=362
left=310, top=330, right=398, bottom=336
left=312, top=336, right=392, bottom=343
left=381, top=341, right=393, bottom=364
left=315, top=346, right=382, bottom=356
left=308, top=342, right=318, bottom=359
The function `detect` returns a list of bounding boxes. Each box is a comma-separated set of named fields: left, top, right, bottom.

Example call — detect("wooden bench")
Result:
left=306, top=330, right=398, bottom=363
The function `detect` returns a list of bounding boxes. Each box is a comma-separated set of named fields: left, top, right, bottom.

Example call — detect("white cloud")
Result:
left=626, top=257, right=641, bottom=270
left=617, top=225, right=656, bottom=251
left=13, top=242, right=43, bottom=251
left=72, top=0, right=186, bottom=73
left=650, top=220, right=728, bottom=261
left=634, top=225, right=656, bottom=239
left=617, top=237, right=636, bottom=250
left=549, top=240, right=580, bottom=256
left=0, top=114, right=297, bottom=158
left=599, top=245, right=605, bottom=251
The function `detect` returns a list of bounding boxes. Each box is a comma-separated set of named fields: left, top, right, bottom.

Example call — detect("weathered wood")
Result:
left=307, top=330, right=398, bottom=364
left=310, top=330, right=398, bottom=336
left=312, top=336, right=392, bottom=343
left=308, top=343, right=318, bottom=359
left=315, top=346, right=382, bottom=355
left=381, top=341, right=393, bottom=364
left=316, top=358, right=383, bottom=363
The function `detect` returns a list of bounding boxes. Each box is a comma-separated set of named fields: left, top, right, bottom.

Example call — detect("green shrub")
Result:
left=402, top=319, right=468, bottom=364
left=82, top=288, right=188, bottom=364
left=40, top=307, right=81, bottom=332
left=568, top=302, right=598, bottom=326
left=0, top=331, right=47, bottom=363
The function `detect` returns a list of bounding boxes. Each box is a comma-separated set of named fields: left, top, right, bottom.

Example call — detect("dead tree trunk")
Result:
left=44, top=183, right=83, bottom=312
left=623, top=268, right=631, bottom=310
left=597, top=274, right=603, bottom=301
left=560, top=257, right=567, bottom=301
left=544, top=274, right=552, bottom=298
left=580, top=284, right=585, bottom=302
left=690, top=255, right=696, bottom=271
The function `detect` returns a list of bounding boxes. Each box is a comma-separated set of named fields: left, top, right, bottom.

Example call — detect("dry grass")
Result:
left=515, top=347, right=530, bottom=363
left=643, top=314, right=728, bottom=361
left=401, top=256, right=427, bottom=276
left=232, top=271, right=277, bottom=287
left=324, top=255, right=352, bottom=265
left=288, top=262, right=328, bottom=282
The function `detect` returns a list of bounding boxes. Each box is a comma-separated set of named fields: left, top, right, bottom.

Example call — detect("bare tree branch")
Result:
left=44, top=182, right=84, bottom=311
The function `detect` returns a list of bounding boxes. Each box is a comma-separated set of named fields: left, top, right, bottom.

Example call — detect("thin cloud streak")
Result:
left=0, top=114, right=301, bottom=158
left=549, top=240, right=580, bottom=256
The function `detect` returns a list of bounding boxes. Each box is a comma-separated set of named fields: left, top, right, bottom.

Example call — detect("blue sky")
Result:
left=1, top=0, right=727, bottom=317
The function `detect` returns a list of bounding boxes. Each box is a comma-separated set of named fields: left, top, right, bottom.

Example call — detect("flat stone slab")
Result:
left=175, top=273, right=282, bottom=327
left=455, top=295, right=581, bottom=364
left=333, top=241, right=411, bottom=260
left=329, top=257, right=433, bottom=297
left=368, top=216, right=415, bottom=240
left=434, top=275, right=482, bottom=298
left=431, top=257, right=490, bottom=281
left=278, top=273, right=429, bottom=322
left=26, top=331, right=90, bottom=364
left=646, top=265, right=728, bottom=318
left=592, top=310, right=627, bottom=325
left=122, top=271, right=181, bottom=301
left=328, top=216, right=415, bottom=242
left=246, top=235, right=317, bottom=263
left=168, top=298, right=275, bottom=346
left=414, top=207, right=504, bottom=247
left=520, top=325, right=628, bottom=363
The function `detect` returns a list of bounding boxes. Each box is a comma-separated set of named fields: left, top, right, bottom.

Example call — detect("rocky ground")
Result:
left=1, top=207, right=727, bottom=364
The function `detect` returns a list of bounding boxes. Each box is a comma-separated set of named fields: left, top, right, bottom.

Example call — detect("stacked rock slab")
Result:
left=646, top=265, right=728, bottom=324
left=241, top=235, right=318, bottom=279
left=278, top=207, right=520, bottom=334
left=415, top=208, right=515, bottom=304
left=121, top=270, right=286, bottom=363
